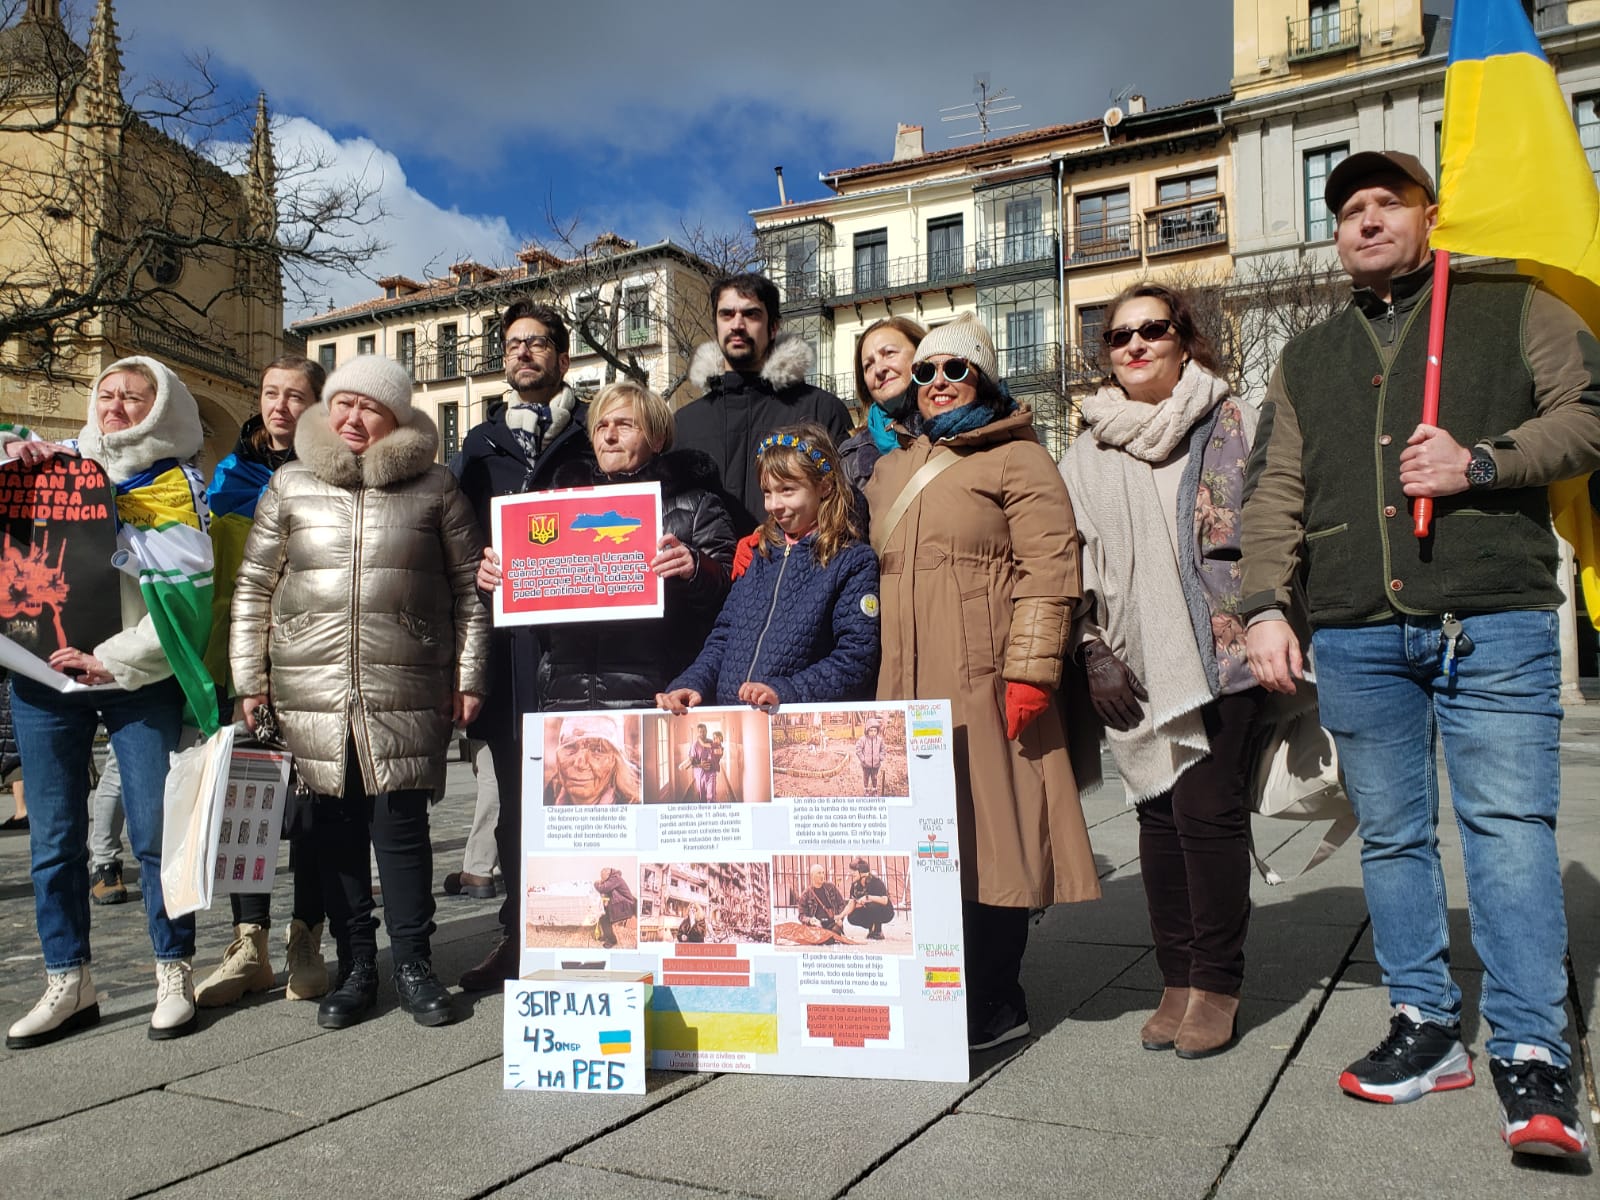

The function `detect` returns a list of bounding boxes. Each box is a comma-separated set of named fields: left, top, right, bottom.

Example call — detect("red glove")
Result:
left=1005, top=682, right=1052, bottom=740
left=730, top=530, right=761, bottom=581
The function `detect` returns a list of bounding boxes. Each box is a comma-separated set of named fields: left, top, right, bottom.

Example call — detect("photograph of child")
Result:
left=643, top=710, right=772, bottom=804
left=771, top=709, right=909, bottom=800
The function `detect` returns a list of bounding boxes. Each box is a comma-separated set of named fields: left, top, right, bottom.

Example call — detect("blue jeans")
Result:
left=11, top=676, right=195, bottom=970
left=1312, top=611, right=1569, bottom=1065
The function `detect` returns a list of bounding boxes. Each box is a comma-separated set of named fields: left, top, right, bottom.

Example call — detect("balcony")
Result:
left=1287, top=5, right=1361, bottom=63
left=832, top=248, right=978, bottom=303
left=1066, top=220, right=1141, bottom=268
left=1144, top=197, right=1228, bottom=257
left=106, top=314, right=257, bottom=389
left=998, top=342, right=1059, bottom=383
left=974, top=232, right=1060, bottom=276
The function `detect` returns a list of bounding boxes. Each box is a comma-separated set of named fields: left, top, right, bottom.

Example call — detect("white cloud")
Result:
left=268, top=116, right=521, bottom=320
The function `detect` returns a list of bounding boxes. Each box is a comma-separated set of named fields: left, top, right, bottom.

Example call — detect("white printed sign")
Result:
left=502, top=971, right=649, bottom=1094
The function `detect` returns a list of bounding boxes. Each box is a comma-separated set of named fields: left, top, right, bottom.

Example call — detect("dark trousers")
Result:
left=311, top=748, right=436, bottom=966
left=488, top=732, right=522, bottom=937
left=962, top=900, right=1030, bottom=1017
left=847, top=902, right=893, bottom=931
left=1136, top=688, right=1265, bottom=996
left=232, top=838, right=324, bottom=928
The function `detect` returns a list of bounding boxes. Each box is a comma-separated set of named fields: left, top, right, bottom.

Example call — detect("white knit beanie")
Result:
left=322, top=355, right=416, bottom=424
left=911, top=312, right=999, bottom=387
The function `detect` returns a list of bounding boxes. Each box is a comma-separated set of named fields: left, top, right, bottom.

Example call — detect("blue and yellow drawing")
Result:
left=650, top=974, right=778, bottom=1055
left=570, top=510, right=643, bottom=545
left=598, top=1029, right=632, bottom=1055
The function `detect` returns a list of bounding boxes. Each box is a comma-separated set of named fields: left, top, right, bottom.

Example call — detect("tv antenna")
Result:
left=941, top=74, right=1028, bottom=143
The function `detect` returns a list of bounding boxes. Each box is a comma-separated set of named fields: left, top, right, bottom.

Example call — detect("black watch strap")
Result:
left=1466, top=446, right=1497, bottom=490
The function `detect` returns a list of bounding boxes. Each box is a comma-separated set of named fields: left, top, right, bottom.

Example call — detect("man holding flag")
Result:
left=1240, top=135, right=1599, bottom=1158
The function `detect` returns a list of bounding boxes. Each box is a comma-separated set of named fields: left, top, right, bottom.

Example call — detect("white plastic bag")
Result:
left=159, top=724, right=236, bottom=918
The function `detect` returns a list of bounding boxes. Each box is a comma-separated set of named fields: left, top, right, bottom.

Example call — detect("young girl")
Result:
left=657, top=424, right=880, bottom=712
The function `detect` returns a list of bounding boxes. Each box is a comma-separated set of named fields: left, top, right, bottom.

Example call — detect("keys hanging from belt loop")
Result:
left=1439, top=613, right=1474, bottom=682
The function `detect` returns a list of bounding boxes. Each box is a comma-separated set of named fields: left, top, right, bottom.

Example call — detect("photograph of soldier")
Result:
left=770, top=709, right=909, bottom=800
left=645, top=711, right=771, bottom=804
left=523, top=854, right=640, bottom=950
left=772, top=854, right=913, bottom=953
left=542, top=713, right=643, bottom=806
left=638, top=860, right=772, bottom=944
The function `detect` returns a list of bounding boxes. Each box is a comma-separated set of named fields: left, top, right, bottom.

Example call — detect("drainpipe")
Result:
left=1055, top=157, right=1068, bottom=414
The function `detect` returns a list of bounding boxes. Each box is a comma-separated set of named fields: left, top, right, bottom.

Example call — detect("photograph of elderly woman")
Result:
left=541, top=713, right=644, bottom=806
left=771, top=709, right=908, bottom=800
left=523, top=854, right=639, bottom=950
left=643, top=710, right=772, bottom=804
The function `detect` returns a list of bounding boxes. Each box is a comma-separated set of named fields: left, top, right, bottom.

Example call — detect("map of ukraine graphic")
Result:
left=569, top=510, right=643, bottom=545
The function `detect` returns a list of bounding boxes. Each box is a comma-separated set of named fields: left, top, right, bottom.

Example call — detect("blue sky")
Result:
left=90, top=1, right=1306, bottom=314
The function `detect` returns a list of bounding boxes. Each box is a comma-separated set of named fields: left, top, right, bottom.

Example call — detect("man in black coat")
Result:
left=455, top=300, right=593, bottom=990
left=674, top=273, right=850, bottom=534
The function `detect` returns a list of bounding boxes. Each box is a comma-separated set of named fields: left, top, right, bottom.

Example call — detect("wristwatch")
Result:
left=1465, top=445, right=1497, bottom=490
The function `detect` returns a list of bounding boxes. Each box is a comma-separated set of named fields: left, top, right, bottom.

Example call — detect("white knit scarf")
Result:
left=1080, top=364, right=1232, bottom=463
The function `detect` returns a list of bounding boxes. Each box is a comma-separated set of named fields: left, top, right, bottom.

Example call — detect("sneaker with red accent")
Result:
left=1338, top=1006, right=1475, bottom=1103
left=1490, top=1053, right=1591, bottom=1159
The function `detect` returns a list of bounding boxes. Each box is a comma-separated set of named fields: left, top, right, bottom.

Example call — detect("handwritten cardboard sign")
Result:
left=490, top=481, right=663, bottom=627
left=503, top=970, right=651, bottom=1094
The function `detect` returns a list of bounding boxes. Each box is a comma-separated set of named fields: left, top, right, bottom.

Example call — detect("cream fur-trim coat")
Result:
left=230, top=404, right=489, bottom=797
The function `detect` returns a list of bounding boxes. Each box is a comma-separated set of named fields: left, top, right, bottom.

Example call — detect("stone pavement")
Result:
left=1, top=718, right=1595, bottom=1200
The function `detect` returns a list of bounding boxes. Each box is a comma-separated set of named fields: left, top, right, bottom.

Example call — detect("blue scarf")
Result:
left=918, top=392, right=1018, bottom=443
left=866, top=404, right=899, bottom=454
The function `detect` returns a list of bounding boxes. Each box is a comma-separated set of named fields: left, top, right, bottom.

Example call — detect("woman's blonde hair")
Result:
left=754, top=422, right=860, bottom=566
left=586, top=379, right=674, bottom=454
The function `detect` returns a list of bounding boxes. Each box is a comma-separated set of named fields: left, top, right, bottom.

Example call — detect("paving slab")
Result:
left=567, top=1072, right=968, bottom=1200
left=845, top=1111, right=1230, bottom=1200
left=1214, top=1058, right=1595, bottom=1199
left=493, top=1162, right=760, bottom=1199
left=0, top=1089, right=312, bottom=1199
left=151, top=1061, right=710, bottom=1200
left=963, top=986, right=1319, bottom=1150
left=169, top=992, right=506, bottom=1120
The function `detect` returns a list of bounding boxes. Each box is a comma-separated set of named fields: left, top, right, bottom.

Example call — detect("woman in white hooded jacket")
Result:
left=2, top=356, right=216, bottom=1050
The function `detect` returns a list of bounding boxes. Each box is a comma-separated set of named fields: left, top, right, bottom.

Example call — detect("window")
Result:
left=1074, top=189, right=1132, bottom=260
left=1003, top=195, right=1045, bottom=263
left=853, top=229, right=888, bottom=294
left=317, top=343, right=336, bottom=373
left=439, top=402, right=459, bottom=461
left=574, top=294, right=601, bottom=354
left=784, top=232, right=823, bottom=301
left=978, top=279, right=1058, bottom=380
left=1304, top=144, right=1349, bottom=241
left=624, top=285, right=651, bottom=345
left=927, top=215, right=964, bottom=281
left=437, top=323, right=458, bottom=378
left=397, top=330, right=416, bottom=375
left=1078, top=304, right=1108, bottom=366
left=784, top=313, right=832, bottom=384
left=1152, top=172, right=1222, bottom=251
left=1005, top=309, right=1044, bottom=373
left=481, top=323, right=503, bottom=372
left=1578, top=94, right=1600, bottom=180
left=1308, top=1, right=1343, bottom=51
left=356, top=335, right=375, bottom=356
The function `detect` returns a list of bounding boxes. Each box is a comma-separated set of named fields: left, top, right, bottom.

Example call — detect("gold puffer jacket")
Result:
left=230, top=405, right=489, bottom=796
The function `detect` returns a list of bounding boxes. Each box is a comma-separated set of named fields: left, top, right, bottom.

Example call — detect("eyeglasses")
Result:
left=1102, top=319, right=1175, bottom=350
left=505, top=334, right=556, bottom=355
left=909, top=357, right=972, bottom=387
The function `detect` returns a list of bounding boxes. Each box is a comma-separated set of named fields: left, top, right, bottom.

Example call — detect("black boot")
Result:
left=394, top=960, right=454, bottom=1027
left=317, top=956, right=378, bottom=1029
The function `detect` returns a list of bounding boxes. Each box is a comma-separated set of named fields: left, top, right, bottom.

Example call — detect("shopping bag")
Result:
left=159, top=723, right=236, bottom=918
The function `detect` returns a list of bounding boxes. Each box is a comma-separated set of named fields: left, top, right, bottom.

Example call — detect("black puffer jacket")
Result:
left=537, top=449, right=737, bottom=711
left=674, top=336, right=851, bottom=534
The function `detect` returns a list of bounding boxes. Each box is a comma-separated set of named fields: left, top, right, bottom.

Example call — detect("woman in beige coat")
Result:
left=231, top=356, right=488, bottom=1032
left=864, top=313, right=1099, bottom=1052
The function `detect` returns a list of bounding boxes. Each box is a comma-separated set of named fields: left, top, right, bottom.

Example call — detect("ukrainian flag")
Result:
left=1432, top=0, right=1600, bottom=626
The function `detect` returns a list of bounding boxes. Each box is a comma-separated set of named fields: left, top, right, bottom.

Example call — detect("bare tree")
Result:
left=0, top=0, right=384, bottom=382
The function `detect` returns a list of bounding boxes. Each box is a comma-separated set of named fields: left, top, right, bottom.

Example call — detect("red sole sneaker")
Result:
left=1338, top=1058, right=1475, bottom=1104
left=1503, top=1113, right=1591, bottom=1159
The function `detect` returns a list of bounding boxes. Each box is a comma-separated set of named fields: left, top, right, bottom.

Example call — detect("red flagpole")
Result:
left=1413, top=250, right=1452, bottom=538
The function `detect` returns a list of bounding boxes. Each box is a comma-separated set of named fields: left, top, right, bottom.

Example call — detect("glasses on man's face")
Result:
left=506, top=334, right=556, bottom=355
left=909, top=357, right=972, bottom=387
left=1102, top=319, right=1175, bottom=350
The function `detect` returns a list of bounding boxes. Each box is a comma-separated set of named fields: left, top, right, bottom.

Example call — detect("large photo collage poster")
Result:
left=519, top=700, right=968, bottom=1083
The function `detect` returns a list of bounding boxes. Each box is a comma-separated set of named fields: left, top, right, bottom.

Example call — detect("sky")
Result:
left=86, top=0, right=1454, bottom=318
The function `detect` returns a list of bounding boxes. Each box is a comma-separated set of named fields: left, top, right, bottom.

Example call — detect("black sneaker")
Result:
left=1338, top=1006, right=1474, bottom=1103
left=968, top=1000, right=1030, bottom=1052
left=1490, top=1056, right=1592, bottom=1159
left=90, top=863, right=127, bottom=906
left=394, top=960, right=454, bottom=1027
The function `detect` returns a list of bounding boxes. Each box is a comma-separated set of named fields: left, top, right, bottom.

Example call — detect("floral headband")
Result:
left=755, top=432, right=833, bottom=474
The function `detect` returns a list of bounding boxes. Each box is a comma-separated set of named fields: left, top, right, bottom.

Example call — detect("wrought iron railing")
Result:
left=1144, top=197, right=1228, bottom=256
left=1065, top=220, right=1141, bottom=267
left=1287, top=5, right=1361, bottom=61
left=975, top=232, right=1059, bottom=272
left=114, top=317, right=257, bottom=389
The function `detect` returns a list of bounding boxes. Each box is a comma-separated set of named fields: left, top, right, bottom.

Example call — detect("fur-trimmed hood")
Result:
left=294, top=402, right=441, bottom=488
left=688, top=333, right=814, bottom=393
left=551, top=446, right=723, bottom=496
left=78, top=355, right=205, bottom=482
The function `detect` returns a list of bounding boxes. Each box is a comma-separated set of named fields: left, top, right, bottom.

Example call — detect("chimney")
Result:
left=893, top=123, right=925, bottom=161
left=1128, top=94, right=1146, bottom=115
left=774, top=166, right=788, bottom=206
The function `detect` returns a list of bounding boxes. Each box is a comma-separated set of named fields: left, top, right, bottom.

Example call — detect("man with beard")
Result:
left=798, top=863, right=849, bottom=938
left=455, top=301, right=593, bottom=992
left=676, top=274, right=850, bottom=533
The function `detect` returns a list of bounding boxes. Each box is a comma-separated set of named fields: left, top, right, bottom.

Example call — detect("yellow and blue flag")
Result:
left=1432, top=0, right=1600, bottom=627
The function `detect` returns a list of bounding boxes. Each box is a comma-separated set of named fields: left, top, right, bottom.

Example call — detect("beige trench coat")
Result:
left=865, top=410, right=1100, bottom=908
left=230, top=406, right=489, bottom=797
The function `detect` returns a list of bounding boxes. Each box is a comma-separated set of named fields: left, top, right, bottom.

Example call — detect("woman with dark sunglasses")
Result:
left=1059, top=282, right=1269, bottom=1060
left=865, top=313, right=1100, bottom=1052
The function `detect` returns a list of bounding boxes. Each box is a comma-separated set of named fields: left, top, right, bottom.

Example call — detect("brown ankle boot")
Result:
left=458, top=934, right=518, bottom=992
left=1174, top=988, right=1240, bottom=1059
left=1140, top=986, right=1191, bottom=1051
